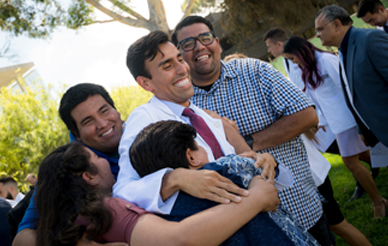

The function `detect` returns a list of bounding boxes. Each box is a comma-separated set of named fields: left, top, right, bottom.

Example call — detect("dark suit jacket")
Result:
left=342, top=27, right=388, bottom=146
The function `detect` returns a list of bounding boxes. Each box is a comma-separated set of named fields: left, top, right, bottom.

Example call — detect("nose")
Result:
left=95, top=116, right=108, bottom=129
left=176, top=60, right=189, bottom=75
left=193, top=39, right=206, bottom=52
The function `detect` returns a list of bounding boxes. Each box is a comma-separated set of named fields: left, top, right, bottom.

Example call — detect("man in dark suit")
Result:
left=315, top=4, right=388, bottom=218
left=315, top=4, right=388, bottom=148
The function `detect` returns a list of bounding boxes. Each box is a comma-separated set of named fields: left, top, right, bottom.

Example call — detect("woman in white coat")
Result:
left=282, top=36, right=387, bottom=219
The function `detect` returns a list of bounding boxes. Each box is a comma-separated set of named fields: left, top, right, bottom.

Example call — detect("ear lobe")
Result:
left=137, top=76, right=153, bottom=92
left=215, top=37, right=223, bottom=54
left=186, top=148, right=201, bottom=168
left=71, top=131, right=82, bottom=142
left=82, top=172, right=99, bottom=186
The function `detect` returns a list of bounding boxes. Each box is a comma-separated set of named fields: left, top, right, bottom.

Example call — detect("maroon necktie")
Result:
left=182, top=108, right=224, bottom=159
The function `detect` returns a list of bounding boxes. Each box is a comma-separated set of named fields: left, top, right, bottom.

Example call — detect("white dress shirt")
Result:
left=113, top=96, right=292, bottom=214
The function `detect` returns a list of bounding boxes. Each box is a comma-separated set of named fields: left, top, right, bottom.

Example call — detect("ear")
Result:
left=379, top=6, right=385, bottom=14
left=81, top=172, right=99, bottom=186
left=215, top=37, right=223, bottom=54
left=137, top=76, right=154, bottom=93
left=333, top=19, right=341, bottom=30
left=8, top=185, right=15, bottom=193
left=186, top=148, right=202, bottom=169
left=70, top=131, right=82, bottom=142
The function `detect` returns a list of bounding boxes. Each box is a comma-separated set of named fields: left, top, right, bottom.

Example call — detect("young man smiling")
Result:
left=114, top=30, right=281, bottom=216
left=357, top=0, right=388, bottom=32
left=13, top=83, right=126, bottom=246
left=171, top=15, right=334, bottom=245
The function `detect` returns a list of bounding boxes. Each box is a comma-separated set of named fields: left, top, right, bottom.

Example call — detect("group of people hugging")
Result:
left=9, top=2, right=388, bottom=246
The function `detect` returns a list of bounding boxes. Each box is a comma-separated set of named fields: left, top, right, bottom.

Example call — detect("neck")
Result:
left=191, top=64, right=221, bottom=87
left=334, top=25, right=352, bottom=48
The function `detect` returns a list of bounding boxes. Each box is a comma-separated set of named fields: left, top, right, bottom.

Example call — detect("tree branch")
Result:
left=108, top=0, right=147, bottom=22
left=179, top=0, right=196, bottom=24
left=84, top=19, right=117, bottom=25
left=85, top=0, right=150, bottom=29
left=147, top=0, right=170, bottom=32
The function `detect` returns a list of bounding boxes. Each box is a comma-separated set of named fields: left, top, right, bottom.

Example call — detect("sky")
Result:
left=0, top=0, right=187, bottom=91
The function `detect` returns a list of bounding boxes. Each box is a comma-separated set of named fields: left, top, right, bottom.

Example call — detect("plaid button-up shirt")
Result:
left=191, top=59, right=322, bottom=229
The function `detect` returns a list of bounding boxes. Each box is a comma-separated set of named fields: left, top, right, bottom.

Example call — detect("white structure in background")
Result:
left=0, top=62, right=43, bottom=93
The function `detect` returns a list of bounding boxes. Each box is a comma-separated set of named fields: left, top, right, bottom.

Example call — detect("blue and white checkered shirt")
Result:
left=191, top=59, right=322, bottom=229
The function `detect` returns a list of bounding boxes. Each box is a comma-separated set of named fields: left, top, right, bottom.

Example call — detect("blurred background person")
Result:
left=282, top=36, right=386, bottom=219
left=0, top=177, right=25, bottom=208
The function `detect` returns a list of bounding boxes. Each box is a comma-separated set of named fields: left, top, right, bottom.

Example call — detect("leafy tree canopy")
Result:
left=0, top=0, right=197, bottom=37
left=0, top=81, right=68, bottom=192
left=0, top=0, right=94, bottom=38
left=1, top=0, right=342, bottom=41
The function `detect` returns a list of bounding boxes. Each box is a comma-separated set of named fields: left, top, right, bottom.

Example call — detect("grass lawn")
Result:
left=324, top=153, right=388, bottom=246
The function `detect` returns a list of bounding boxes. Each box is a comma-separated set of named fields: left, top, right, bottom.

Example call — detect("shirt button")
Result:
left=126, top=204, right=131, bottom=208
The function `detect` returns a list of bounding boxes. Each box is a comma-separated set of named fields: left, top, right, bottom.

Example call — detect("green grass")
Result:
left=324, top=153, right=388, bottom=246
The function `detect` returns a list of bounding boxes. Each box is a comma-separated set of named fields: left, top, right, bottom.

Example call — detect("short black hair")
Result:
left=171, top=15, right=215, bottom=46
left=130, top=120, right=198, bottom=178
left=357, top=0, right=383, bottom=17
left=59, top=83, right=115, bottom=137
left=316, top=5, right=353, bottom=26
left=126, top=30, right=170, bottom=80
left=0, top=176, right=17, bottom=186
left=263, top=28, right=288, bottom=43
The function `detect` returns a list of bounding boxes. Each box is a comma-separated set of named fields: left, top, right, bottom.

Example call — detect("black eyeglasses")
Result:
left=177, top=32, right=215, bottom=52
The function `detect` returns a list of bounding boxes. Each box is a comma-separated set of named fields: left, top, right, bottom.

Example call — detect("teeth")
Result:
left=102, top=128, right=113, bottom=137
left=175, top=78, right=190, bottom=87
left=196, top=55, right=209, bottom=61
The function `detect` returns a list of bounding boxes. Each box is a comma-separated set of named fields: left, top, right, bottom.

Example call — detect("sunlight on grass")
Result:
left=323, top=153, right=387, bottom=246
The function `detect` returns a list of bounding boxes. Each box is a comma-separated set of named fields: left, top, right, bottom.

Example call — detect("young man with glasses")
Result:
left=171, top=16, right=334, bottom=246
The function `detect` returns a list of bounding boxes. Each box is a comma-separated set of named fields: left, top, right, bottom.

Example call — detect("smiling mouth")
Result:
left=195, top=54, right=210, bottom=62
left=101, top=127, right=113, bottom=137
left=174, top=78, right=190, bottom=88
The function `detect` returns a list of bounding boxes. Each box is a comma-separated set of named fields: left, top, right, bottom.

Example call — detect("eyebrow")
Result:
left=158, top=58, right=173, bottom=68
left=157, top=53, right=182, bottom=68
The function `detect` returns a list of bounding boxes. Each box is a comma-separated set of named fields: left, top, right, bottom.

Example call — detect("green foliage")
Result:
left=110, top=85, right=152, bottom=121
left=0, top=81, right=68, bottom=192
left=325, top=153, right=388, bottom=246
left=0, top=0, right=93, bottom=38
left=0, top=0, right=64, bottom=38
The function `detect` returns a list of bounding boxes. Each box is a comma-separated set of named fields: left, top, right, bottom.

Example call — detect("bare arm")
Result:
left=252, top=106, right=318, bottom=151
left=132, top=176, right=279, bottom=246
left=12, top=229, right=37, bottom=246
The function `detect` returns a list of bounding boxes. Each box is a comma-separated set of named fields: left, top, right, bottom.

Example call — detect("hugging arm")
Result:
left=114, top=107, right=248, bottom=212
left=132, top=176, right=279, bottom=246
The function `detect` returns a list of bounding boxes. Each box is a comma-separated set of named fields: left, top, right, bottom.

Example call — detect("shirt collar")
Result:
left=160, top=99, right=195, bottom=116
left=339, top=26, right=353, bottom=56
left=193, top=60, right=238, bottom=94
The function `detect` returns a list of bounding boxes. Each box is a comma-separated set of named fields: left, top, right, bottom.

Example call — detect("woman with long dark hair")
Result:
left=35, top=142, right=280, bottom=246
left=282, top=36, right=387, bottom=219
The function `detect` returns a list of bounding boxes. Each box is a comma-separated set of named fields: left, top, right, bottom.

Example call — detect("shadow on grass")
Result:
left=324, top=153, right=388, bottom=246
